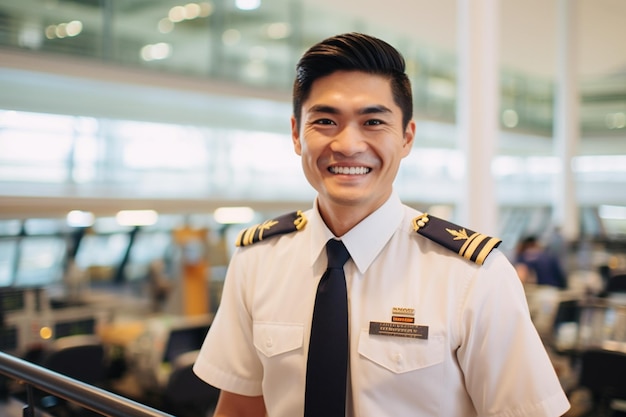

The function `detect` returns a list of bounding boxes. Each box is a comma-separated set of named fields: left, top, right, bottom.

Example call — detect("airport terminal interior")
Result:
left=0, top=0, right=626, bottom=416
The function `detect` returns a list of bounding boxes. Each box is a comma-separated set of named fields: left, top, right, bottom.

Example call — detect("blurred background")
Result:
left=0, top=1, right=625, bottom=416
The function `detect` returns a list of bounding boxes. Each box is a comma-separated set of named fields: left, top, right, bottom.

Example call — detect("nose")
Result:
left=330, top=124, right=367, bottom=156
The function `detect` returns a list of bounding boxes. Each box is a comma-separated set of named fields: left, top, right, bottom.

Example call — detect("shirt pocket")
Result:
left=253, top=322, right=304, bottom=358
left=358, top=329, right=445, bottom=373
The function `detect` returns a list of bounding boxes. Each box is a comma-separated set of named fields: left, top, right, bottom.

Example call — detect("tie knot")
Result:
left=325, top=239, right=350, bottom=269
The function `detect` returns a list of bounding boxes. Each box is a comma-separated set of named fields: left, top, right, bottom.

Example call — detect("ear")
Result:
left=401, top=120, right=416, bottom=157
left=291, top=115, right=302, bottom=155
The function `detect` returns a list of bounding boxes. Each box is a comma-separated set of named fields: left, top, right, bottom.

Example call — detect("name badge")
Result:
left=369, top=321, right=429, bottom=339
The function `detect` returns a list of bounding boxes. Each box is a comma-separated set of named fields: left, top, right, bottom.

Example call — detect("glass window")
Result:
left=117, top=121, right=208, bottom=169
left=0, top=111, right=75, bottom=182
left=125, top=231, right=173, bottom=281
left=24, top=218, right=65, bottom=235
left=0, top=239, right=18, bottom=287
left=75, top=233, right=130, bottom=269
left=0, top=220, right=21, bottom=236
left=14, top=237, right=66, bottom=287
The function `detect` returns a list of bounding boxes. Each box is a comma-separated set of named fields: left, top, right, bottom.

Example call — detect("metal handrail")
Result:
left=0, top=351, right=174, bottom=417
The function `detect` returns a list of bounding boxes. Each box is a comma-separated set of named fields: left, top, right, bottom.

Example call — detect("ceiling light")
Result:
left=214, top=207, right=255, bottom=224
left=198, top=2, right=214, bottom=17
left=235, top=0, right=261, bottom=11
left=184, top=3, right=201, bottom=19
left=55, top=23, right=68, bottom=38
left=502, top=109, right=519, bottom=128
left=169, top=5, right=186, bottom=22
left=140, top=42, right=172, bottom=61
left=65, top=20, right=83, bottom=37
left=116, top=210, right=158, bottom=226
left=66, top=210, right=95, bottom=227
left=266, top=22, right=291, bottom=39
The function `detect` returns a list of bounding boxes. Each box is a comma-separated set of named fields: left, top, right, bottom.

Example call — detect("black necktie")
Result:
left=305, top=239, right=350, bottom=417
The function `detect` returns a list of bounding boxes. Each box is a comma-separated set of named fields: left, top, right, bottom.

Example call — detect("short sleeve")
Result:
left=193, top=249, right=264, bottom=396
left=456, top=252, right=570, bottom=417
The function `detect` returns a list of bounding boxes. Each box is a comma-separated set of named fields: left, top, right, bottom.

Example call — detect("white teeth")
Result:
left=329, top=166, right=371, bottom=175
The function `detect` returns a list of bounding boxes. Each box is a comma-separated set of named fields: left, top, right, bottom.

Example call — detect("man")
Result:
left=515, top=235, right=568, bottom=289
left=193, top=33, right=570, bottom=417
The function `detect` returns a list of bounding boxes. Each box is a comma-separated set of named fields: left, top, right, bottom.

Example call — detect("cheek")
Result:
left=297, top=138, right=318, bottom=158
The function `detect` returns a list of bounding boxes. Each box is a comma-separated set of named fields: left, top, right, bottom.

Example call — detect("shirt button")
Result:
left=393, top=353, right=404, bottom=371
left=266, top=338, right=273, bottom=348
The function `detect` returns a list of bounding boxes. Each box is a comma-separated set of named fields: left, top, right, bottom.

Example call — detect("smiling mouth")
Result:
left=329, top=166, right=371, bottom=175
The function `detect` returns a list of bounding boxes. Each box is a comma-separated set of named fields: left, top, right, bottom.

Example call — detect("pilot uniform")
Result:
left=193, top=192, right=570, bottom=417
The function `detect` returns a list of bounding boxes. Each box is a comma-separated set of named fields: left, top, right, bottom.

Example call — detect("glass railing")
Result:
left=0, top=0, right=624, bottom=136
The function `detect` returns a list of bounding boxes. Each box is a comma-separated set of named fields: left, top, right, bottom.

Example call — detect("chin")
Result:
left=328, top=192, right=369, bottom=207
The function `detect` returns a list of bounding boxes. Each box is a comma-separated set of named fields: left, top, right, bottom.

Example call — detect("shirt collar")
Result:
left=308, top=192, right=404, bottom=274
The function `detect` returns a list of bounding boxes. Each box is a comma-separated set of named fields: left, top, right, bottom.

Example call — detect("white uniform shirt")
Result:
left=193, top=193, right=570, bottom=417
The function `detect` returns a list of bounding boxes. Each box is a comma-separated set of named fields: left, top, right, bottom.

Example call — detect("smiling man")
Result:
left=293, top=69, right=414, bottom=237
left=193, top=33, right=570, bottom=417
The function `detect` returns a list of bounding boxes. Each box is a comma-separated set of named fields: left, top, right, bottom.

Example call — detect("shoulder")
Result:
left=411, top=213, right=502, bottom=265
left=235, top=210, right=307, bottom=247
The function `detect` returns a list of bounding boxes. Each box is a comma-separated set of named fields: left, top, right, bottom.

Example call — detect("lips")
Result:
left=328, top=166, right=371, bottom=175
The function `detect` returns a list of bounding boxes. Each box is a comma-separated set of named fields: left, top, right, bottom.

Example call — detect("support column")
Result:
left=455, top=0, right=500, bottom=236
left=552, top=0, right=580, bottom=241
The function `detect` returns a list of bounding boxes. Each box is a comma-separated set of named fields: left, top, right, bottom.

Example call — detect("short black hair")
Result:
left=292, top=32, right=413, bottom=131
left=521, top=236, right=538, bottom=245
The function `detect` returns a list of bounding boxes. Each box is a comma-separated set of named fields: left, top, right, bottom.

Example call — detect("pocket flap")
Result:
left=358, top=329, right=445, bottom=373
left=253, top=322, right=304, bottom=358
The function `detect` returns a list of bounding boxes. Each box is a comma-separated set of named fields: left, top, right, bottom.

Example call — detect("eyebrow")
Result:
left=307, top=104, right=393, bottom=116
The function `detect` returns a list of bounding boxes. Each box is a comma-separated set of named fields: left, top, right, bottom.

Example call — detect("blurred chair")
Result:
left=41, top=334, right=107, bottom=385
left=606, top=274, right=626, bottom=294
left=550, top=298, right=581, bottom=355
left=578, top=348, right=626, bottom=416
left=162, top=350, right=220, bottom=417
left=38, top=334, right=108, bottom=417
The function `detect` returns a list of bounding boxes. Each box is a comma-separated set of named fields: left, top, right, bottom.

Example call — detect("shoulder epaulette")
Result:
left=235, top=210, right=307, bottom=247
left=412, top=213, right=501, bottom=265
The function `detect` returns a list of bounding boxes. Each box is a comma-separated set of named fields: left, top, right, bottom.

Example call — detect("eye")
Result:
left=364, top=119, right=384, bottom=126
left=313, top=118, right=335, bottom=125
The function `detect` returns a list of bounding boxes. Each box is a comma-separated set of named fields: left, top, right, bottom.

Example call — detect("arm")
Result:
left=213, top=391, right=266, bottom=417
left=459, top=253, right=570, bottom=416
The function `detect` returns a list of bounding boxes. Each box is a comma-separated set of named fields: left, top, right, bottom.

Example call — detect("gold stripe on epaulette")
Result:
left=456, top=230, right=474, bottom=255
left=414, top=213, right=501, bottom=265
left=235, top=228, right=245, bottom=247
left=462, top=233, right=487, bottom=260
left=235, top=210, right=307, bottom=247
left=475, top=237, right=502, bottom=265
left=243, top=225, right=257, bottom=246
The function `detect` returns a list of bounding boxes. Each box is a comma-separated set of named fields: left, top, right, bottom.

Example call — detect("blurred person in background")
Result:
left=516, top=235, right=568, bottom=289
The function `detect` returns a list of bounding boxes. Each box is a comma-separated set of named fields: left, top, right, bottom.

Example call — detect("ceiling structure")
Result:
left=0, top=0, right=625, bottom=220
left=1, top=0, right=623, bottom=133
left=2, top=0, right=625, bottom=79
left=310, top=0, right=626, bottom=79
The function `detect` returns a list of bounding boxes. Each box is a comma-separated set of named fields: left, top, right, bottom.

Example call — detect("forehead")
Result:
left=304, top=70, right=395, bottom=108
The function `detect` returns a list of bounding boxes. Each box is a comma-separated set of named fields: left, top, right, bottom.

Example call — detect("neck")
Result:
left=317, top=199, right=386, bottom=237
